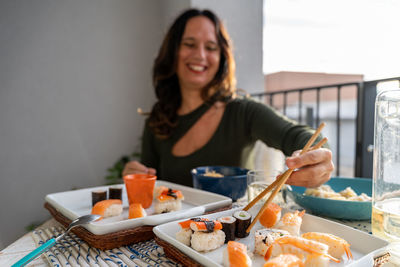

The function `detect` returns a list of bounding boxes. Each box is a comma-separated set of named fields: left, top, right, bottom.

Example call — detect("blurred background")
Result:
left=1, top=0, right=399, bottom=249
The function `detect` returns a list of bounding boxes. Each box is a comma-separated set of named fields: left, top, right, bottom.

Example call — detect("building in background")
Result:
left=253, top=71, right=363, bottom=177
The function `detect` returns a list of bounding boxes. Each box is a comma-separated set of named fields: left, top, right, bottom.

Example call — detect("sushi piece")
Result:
left=128, top=203, right=146, bottom=219
left=191, top=230, right=225, bottom=252
left=92, top=189, right=107, bottom=206
left=176, top=228, right=193, bottom=246
left=218, top=216, right=237, bottom=243
left=259, top=203, right=282, bottom=228
left=91, top=199, right=122, bottom=218
left=301, top=232, right=353, bottom=260
left=109, top=186, right=122, bottom=200
left=254, top=228, right=290, bottom=256
left=233, top=210, right=252, bottom=238
left=263, top=254, right=304, bottom=267
left=223, top=241, right=252, bottom=267
left=275, top=210, right=305, bottom=236
left=265, top=235, right=339, bottom=264
left=154, top=187, right=184, bottom=214
left=190, top=218, right=222, bottom=232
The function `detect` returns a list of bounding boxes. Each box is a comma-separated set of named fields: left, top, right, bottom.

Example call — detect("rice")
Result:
left=103, top=204, right=123, bottom=218
left=190, top=230, right=225, bottom=252
left=154, top=199, right=182, bottom=214
left=176, top=228, right=193, bottom=246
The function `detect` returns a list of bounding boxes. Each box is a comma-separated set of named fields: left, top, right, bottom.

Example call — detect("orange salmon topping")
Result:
left=157, top=189, right=183, bottom=202
left=260, top=203, right=282, bottom=228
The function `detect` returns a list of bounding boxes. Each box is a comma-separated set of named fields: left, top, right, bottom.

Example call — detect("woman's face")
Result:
left=177, top=16, right=221, bottom=92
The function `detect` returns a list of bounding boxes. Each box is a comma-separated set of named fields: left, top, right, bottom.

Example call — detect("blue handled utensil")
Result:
left=12, top=214, right=101, bottom=267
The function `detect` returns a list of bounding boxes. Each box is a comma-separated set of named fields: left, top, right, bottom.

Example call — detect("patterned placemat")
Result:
left=31, top=226, right=182, bottom=267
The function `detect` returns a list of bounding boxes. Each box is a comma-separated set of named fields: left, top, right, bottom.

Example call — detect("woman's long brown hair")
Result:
left=149, top=9, right=236, bottom=139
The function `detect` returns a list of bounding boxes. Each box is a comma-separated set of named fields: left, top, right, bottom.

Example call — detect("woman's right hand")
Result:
left=122, top=160, right=156, bottom=176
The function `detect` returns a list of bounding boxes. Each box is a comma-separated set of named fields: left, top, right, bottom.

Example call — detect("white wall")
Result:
left=0, top=0, right=263, bottom=249
left=0, top=0, right=163, bottom=248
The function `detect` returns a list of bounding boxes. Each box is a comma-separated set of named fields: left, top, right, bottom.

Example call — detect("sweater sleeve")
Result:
left=140, top=120, right=159, bottom=170
left=243, top=99, right=326, bottom=156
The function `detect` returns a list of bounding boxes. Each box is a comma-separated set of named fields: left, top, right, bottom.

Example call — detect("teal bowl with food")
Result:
left=286, top=177, right=372, bottom=220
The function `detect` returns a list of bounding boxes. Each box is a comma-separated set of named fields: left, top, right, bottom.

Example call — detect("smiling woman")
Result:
left=122, top=8, right=333, bottom=188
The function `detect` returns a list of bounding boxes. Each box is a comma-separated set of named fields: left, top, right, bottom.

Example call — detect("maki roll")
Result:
left=92, top=190, right=107, bottom=206
left=218, top=216, right=236, bottom=243
left=254, top=228, right=290, bottom=256
left=109, top=186, right=122, bottom=200
left=233, top=210, right=252, bottom=238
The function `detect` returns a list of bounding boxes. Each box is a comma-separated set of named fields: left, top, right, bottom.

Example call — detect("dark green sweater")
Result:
left=141, top=98, right=321, bottom=187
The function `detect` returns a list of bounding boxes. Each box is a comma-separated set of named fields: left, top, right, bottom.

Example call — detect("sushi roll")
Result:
left=223, top=241, right=252, bottom=267
left=109, top=186, right=122, bottom=200
left=128, top=203, right=146, bottom=219
left=254, top=228, right=290, bottom=256
left=233, top=210, right=252, bottom=238
left=259, top=203, right=282, bottom=228
left=92, top=190, right=107, bottom=206
left=154, top=187, right=184, bottom=214
left=191, top=230, right=225, bottom=252
left=91, top=199, right=122, bottom=218
left=218, top=216, right=237, bottom=243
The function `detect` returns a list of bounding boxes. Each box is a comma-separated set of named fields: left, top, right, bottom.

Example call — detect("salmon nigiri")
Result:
left=129, top=203, right=147, bottom=219
left=223, top=241, right=252, bottom=267
left=91, top=199, right=122, bottom=218
left=259, top=202, right=282, bottom=228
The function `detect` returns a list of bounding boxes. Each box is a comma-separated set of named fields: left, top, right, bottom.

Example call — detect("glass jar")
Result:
left=372, top=89, right=400, bottom=242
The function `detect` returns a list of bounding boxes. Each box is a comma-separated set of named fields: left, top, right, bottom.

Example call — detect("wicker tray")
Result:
left=44, top=202, right=232, bottom=250
left=155, top=236, right=203, bottom=267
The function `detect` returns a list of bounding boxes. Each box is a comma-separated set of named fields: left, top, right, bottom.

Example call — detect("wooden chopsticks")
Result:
left=245, top=123, right=326, bottom=233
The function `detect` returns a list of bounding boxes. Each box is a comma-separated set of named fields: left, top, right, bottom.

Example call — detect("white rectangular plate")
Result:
left=45, top=180, right=232, bottom=235
left=153, top=204, right=389, bottom=267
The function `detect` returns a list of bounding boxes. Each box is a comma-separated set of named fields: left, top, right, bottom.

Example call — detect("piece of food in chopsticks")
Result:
left=275, top=210, right=305, bottom=236
left=254, top=228, right=290, bottom=256
left=91, top=189, right=107, bottom=206
left=223, top=241, right=252, bottom=267
left=91, top=199, right=122, bottom=218
left=302, top=232, right=353, bottom=260
left=153, top=186, right=184, bottom=214
left=263, top=253, right=304, bottom=267
left=176, top=218, right=225, bottom=252
left=259, top=202, right=282, bottom=228
left=233, top=210, right=252, bottom=238
left=265, top=235, right=339, bottom=265
left=218, top=216, right=237, bottom=243
left=128, top=203, right=146, bottom=219
left=305, top=185, right=371, bottom=201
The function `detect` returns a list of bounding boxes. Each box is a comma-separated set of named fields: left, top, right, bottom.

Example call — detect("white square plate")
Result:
left=45, top=180, right=232, bottom=235
left=153, top=205, right=390, bottom=267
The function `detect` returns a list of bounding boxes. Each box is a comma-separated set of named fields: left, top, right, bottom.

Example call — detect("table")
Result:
left=0, top=203, right=372, bottom=267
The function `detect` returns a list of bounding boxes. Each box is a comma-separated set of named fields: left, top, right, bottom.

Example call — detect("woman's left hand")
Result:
left=284, top=148, right=334, bottom=188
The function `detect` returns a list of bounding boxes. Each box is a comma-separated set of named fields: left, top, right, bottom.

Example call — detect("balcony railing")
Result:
left=251, top=77, right=400, bottom=178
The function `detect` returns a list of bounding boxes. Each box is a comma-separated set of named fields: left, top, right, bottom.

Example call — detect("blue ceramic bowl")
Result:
left=191, top=166, right=249, bottom=201
left=286, top=177, right=372, bottom=220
